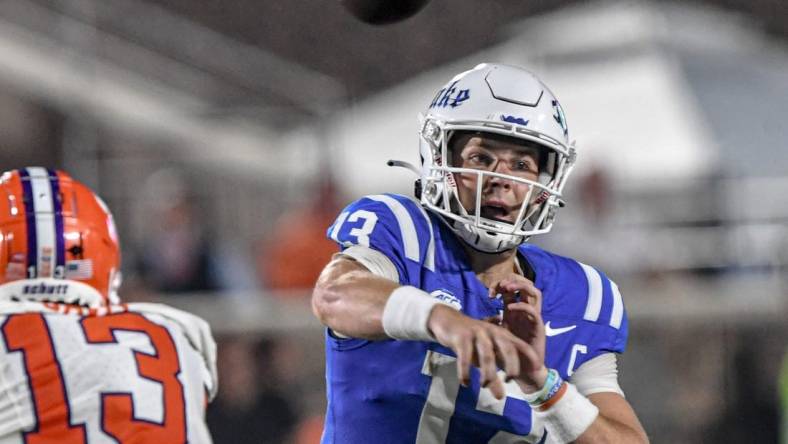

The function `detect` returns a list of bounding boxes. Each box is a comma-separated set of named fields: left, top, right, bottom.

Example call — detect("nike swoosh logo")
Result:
left=536, top=429, right=548, bottom=444
left=544, top=321, right=576, bottom=337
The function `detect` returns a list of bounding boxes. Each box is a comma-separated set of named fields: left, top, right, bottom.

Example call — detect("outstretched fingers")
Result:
left=474, top=329, right=505, bottom=399
left=451, top=325, right=532, bottom=399
left=454, top=330, right=474, bottom=387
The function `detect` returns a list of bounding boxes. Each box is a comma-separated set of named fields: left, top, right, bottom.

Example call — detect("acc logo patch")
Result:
left=430, top=289, right=462, bottom=311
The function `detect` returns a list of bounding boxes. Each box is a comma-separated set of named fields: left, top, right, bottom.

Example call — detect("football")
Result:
left=340, top=0, right=431, bottom=25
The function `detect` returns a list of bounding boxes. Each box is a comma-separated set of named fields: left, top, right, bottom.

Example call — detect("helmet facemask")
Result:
left=418, top=116, right=576, bottom=253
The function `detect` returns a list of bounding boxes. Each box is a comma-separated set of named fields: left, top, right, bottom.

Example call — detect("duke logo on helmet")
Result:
left=429, top=81, right=471, bottom=109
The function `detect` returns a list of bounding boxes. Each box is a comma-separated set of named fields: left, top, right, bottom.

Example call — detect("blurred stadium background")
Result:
left=1, top=0, right=787, bottom=442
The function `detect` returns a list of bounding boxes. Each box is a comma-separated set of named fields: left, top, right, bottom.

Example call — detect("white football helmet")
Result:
left=412, top=63, right=576, bottom=253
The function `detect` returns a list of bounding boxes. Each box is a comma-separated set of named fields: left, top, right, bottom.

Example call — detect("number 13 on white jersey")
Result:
left=0, top=309, right=213, bottom=444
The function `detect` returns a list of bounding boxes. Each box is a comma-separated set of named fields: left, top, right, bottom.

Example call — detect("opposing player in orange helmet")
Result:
left=0, top=167, right=120, bottom=306
left=0, top=167, right=218, bottom=443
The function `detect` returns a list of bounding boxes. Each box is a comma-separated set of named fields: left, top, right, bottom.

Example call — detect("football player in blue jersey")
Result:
left=312, top=63, right=648, bottom=443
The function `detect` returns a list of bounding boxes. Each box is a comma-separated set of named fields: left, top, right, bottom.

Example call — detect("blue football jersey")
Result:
left=322, top=194, right=628, bottom=444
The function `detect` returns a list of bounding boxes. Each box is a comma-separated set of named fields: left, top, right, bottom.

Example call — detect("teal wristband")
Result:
left=524, top=368, right=564, bottom=406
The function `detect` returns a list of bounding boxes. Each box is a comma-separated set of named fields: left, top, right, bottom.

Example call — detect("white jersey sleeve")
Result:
left=0, top=302, right=216, bottom=444
left=568, top=352, right=625, bottom=397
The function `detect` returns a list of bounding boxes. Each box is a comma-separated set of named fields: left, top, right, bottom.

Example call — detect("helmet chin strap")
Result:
left=446, top=172, right=537, bottom=253
left=448, top=218, right=523, bottom=254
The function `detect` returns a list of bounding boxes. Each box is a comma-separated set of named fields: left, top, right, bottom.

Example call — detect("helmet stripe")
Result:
left=25, top=167, right=57, bottom=278
left=18, top=168, right=38, bottom=277
left=47, top=169, right=66, bottom=274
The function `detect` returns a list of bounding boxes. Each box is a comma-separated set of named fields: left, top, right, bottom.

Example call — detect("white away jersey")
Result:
left=0, top=302, right=217, bottom=444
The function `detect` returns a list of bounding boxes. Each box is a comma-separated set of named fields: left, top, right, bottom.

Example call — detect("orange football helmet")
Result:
left=0, top=167, right=121, bottom=306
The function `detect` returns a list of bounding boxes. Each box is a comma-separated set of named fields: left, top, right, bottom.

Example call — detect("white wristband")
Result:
left=381, top=286, right=440, bottom=341
left=535, top=382, right=599, bottom=442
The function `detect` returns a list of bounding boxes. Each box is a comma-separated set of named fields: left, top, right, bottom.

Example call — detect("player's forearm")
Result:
left=312, top=257, right=399, bottom=339
left=534, top=385, right=647, bottom=444
left=573, top=414, right=649, bottom=444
